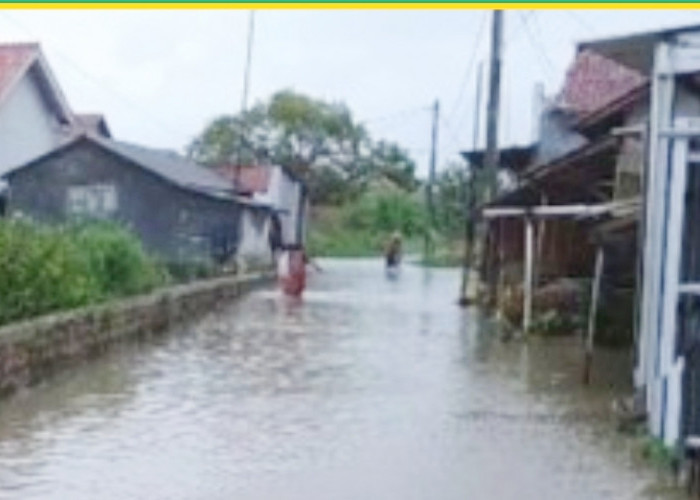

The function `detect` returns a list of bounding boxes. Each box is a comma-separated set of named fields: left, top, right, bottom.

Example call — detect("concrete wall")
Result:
left=0, top=272, right=271, bottom=398
left=0, top=70, right=65, bottom=175
left=6, top=139, right=243, bottom=265
left=237, top=208, right=272, bottom=271
left=255, top=166, right=304, bottom=246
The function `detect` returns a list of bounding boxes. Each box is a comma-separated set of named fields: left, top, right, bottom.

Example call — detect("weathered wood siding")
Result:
left=6, top=140, right=244, bottom=265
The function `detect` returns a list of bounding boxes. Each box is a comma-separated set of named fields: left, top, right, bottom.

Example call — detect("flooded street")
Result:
left=0, top=259, right=678, bottom=499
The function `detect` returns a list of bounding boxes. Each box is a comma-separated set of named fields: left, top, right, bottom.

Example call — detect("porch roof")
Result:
left=579, top=23, right=700, bottom=75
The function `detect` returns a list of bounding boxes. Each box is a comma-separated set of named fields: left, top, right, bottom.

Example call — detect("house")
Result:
left=2, top=134, right=273, bottom=269
left=0, top=42, right=111, bottom=213
left=479, top=23, right=700, bottom=451
left=582, top=24, right=700, bottom=449
left=0, top=43, right=110, bottom=175
left=469, top=47, right=645, bottom=317
left=216, top=163, right=308, bottom=248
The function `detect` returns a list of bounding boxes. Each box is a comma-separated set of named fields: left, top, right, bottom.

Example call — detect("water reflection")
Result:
left=0, top=259, right=682, bottom=499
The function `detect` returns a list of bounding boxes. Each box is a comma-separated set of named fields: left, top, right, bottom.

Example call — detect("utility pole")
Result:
left=425, top=99, right=440, bottom=259
left=241, top=10, right=256, bottom=114
left=459, top=62, right=483, bottom=306
left=480, top=9, right=503, bottom=302
left=238, top=10, right=256, bottom=167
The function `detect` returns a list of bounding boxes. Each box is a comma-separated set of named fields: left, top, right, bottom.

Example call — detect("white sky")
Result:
left=2, top=9, right=700, bottom=178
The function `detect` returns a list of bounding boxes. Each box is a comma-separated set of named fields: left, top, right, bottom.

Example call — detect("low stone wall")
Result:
left=0, top=272, right=273, bottom=397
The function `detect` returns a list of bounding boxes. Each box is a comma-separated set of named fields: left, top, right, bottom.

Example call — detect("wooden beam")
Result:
left=483, top=202, right=619, bottom=219
left=523, top=217, right=535, bottom=334
left=583, top=246, right=605, bottom=385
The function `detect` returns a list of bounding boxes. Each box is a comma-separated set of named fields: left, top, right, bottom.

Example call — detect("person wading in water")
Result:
left=385, top=231, right=402, bottom=270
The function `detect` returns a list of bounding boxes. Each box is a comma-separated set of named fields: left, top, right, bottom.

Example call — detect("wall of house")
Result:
left=639, top=77, right=700, bottom=448
left=237, top=208, right=272, bottom=271
left=260, top=166, right=303, bottom=246
left=535, top=108, right=588, bottom=165
left=0, top=70, right=65, bottom=175
left=614, top=100, right=648, bottom=200
left=6, top=140, right=242, bottom=265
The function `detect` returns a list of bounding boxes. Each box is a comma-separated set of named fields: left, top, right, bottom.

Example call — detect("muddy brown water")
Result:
left=0, top=259, right=683, bottom=499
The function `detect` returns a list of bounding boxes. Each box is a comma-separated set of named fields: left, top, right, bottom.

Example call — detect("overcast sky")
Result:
left=2, top=9, right=700, bottom=177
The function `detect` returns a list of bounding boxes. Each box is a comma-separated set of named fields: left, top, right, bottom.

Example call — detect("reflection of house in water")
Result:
left=471, top=23, right=700, bottom=450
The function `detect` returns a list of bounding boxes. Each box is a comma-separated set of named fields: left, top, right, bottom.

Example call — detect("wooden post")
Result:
left=480, top=10, right=503, bottom=303
left=583, top=246, right=605, bottom=385
left=523, top=216, right=534, bottom=333
left=458, top=64, right=483, bottom=306
left=535, top=194, right=548, bottom=288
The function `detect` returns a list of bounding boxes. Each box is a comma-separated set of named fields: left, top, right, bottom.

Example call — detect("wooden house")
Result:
left=478, top=23, right=700, bottom=452
left=2, top=134, right=273, bottom=269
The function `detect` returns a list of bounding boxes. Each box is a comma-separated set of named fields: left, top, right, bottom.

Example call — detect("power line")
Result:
left=564, top=10, right=598, bottom=36
left=241, top=10, right=256, bottom=114
left=360, top=104, right=431, bottom=126
left=518, top=11, right=557, bottom=80
left=445, top=10, right=489, bottom=128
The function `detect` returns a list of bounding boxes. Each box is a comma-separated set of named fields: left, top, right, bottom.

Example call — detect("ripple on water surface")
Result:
left=0, top=259, right=682, bottom=499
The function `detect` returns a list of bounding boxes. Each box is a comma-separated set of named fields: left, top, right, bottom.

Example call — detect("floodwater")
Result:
left=0, top=259, right=680, bottom=499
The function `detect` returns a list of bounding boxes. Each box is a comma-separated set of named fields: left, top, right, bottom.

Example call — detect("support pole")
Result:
left=480, top=10, right=504, bottom=302
left=425, top=99, right=439, bottom=259
left=241, top=10, right=256, bottom=114
left=583, top=246, right=605, bottom=385
left=459, top=63, right=483, bottom=306
left=523, top=216, right=534, bottom=334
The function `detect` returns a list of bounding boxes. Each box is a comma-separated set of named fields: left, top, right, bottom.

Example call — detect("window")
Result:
left=67, top=184, right=117, bottom=218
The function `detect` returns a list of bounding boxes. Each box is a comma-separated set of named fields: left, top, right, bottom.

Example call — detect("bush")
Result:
left=309, top=190, right=427, bottom=257
left=0, top=220, right=168, bottom=326
left=72, top=222, right=168, bottom=296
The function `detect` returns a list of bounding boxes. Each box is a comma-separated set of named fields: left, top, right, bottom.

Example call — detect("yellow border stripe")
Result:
left=3, top=1, right=700, bottom=7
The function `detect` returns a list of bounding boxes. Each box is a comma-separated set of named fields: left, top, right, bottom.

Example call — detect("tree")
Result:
left=188, top=90, right=417, bottom=204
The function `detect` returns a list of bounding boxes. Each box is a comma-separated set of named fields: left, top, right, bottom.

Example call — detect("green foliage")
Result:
left=189, top=89, right=417, bottom=204
left=71, top=222, right=169, bottom=297
left=345, top=190, right=426, bottom=238
left=530, top=309, right=584, bottom=336
left=639, top=436, right=679, bottom=470
left=308, top=190, right=426, bottom=257
left=0, top=220, right=167, bottom=326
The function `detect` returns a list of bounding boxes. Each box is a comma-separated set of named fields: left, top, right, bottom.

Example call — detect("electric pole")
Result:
left=459, top=62, right=483, bottom=306
left=237, top=10, right=256, bottom=167
left=480, top=9, right=503, bottom=302
left=241, top=10, right=256, bottom=114
left=425, top=99, right=440, bottom=259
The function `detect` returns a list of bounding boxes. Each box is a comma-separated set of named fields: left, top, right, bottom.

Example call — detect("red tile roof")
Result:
left=0, top=43, right=38, bottom=102
left=556, top=49, right=647, bottom=116
left=215, top=164, right=272, bottom=195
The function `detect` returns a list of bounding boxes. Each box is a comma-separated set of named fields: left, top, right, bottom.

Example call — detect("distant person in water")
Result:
left=385, top=231, right=402, bottom=269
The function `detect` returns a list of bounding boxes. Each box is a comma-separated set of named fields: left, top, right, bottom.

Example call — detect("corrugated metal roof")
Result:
left=75, top=113, right=111, bottom=138
left=94, top=137, right=238, bottom=197
left=3, top=134, right=272, bottom=209
left=578, top=23, right=700, bottom=75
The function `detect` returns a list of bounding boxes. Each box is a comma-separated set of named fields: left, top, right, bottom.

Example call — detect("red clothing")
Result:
left=279, top=250, right=306, bottom=296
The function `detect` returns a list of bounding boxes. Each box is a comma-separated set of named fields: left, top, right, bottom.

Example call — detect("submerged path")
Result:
left=0, top=259, right=680, bottom=499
